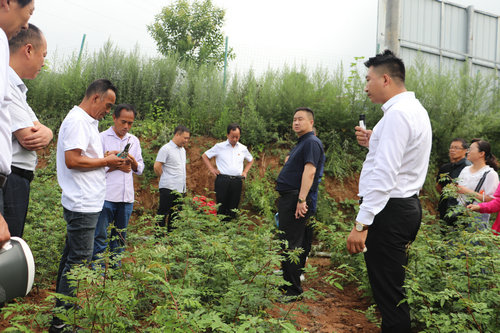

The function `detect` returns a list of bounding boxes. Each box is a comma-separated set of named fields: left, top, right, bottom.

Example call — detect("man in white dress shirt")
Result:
left=0, top=0, right=35, bottom=247
left=347, top=50, right=432, bottom=333
left=4, top=23, right=53, bottom=238
left=202, top=123, right=254, bottom=220
left=154, top=125, right=190, bottom=232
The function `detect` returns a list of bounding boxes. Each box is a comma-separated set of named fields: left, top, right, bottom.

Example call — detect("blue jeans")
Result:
left=92, top=201, right=133, bottom=262
left=55, top=208, right=100, bottom=308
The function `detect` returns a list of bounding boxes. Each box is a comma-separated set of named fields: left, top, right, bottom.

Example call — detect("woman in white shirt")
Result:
left=457, top=139, right=499, bottom=228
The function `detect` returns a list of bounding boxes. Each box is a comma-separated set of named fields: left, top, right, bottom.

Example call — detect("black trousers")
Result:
left=214, top=175, right=242, bottom=220
left=3, top=172, right=31, bottom=237
left=157, top=188, right=182, bottom=232
left=364, top=195, right=421, bottom=333
left=278, top=191, right=314, bottom=296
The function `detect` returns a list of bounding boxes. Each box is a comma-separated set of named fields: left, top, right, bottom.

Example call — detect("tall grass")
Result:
left=27, top=42, right=500, bottom=177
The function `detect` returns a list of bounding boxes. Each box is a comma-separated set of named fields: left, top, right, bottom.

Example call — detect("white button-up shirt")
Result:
left=156, top=140, right=186, bottom=193
left=357, top=92, right=432, bottom=225
left=8, top=66, right=38, bottom=171
left=204, top=140, right=253, bottom=176
left=0, top=29, right=12, bottom=176
left=101, top=127, right=144, bottom=203
left=57, top=106, right=106, bottom=212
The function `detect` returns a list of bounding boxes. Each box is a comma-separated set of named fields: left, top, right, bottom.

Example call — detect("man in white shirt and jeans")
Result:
left=347, top=50, right=432, bottom=333
left=4, top=23, right=53, bottom=238
left=52, top=79, right=123, bottom=332
left=202, top=123, right=254, bottom=220
left=154, top=125, right=190, bottom=233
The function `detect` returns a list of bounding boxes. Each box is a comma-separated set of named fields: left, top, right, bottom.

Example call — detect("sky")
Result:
left=30, top=0, right=500, bottom=75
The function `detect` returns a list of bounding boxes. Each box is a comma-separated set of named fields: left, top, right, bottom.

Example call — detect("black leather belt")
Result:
left=11, top=166, right=34, bottom=182
left=218, top=174, right=244, bottom=180
left=0, top=172, right=6, bottom=188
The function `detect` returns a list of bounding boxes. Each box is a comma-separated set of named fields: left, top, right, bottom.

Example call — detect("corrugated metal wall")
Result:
left=378, top=0, right=499, bottom=77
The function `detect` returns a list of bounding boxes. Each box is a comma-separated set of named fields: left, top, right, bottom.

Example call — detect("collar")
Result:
left=381, top=91, right=415, bottom=113
left=106, top=126, right=131, bottom=141
left=451, top=158, right=467, bottom=167
left=8, top=66, right=27, bottom=94
left=225, top=139, right=239, bottom=148
left=168, top=139, right=182, bottom=149
left=74, top=105, right=99, bottom=126
left=298, top=131, right=314, bottom=142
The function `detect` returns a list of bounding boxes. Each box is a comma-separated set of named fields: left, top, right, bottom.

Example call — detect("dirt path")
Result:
left=268, top=257, right=380, bottom=333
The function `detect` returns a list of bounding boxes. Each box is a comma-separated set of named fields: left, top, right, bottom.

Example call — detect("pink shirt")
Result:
left=478, top=183, right=500, bottom=234
left=100, top=127, right=144, bottom=203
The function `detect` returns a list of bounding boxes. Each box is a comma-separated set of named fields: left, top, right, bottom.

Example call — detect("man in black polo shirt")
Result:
left=436, top=138, right=470, bottom=224
left=276, top=107, right=324, bottom=299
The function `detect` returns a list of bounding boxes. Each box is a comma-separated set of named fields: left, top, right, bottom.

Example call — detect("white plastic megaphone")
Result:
left=0, top=237, right=35, bottom=303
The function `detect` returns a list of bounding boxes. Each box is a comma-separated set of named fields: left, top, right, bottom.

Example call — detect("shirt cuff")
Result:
left=356, top=208, right=375, bottom=226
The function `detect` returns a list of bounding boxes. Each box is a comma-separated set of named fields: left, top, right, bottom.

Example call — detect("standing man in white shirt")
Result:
left=347, top=50, right=432, bottom=333
left=202, top=123, right=254, bottom=220
left=0, top=0, right=36, bottom=247
left=4, top=23, right=53, bottom=238
left=51, top=79, right=123, bottom=332
left=92, top=104, right=144, bottom=264
left=154, top=125, right=190, bottom=232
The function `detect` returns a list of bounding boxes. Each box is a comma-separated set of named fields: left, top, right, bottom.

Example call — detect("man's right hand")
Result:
left=210, top=168, right=220, bottom=177
left=104, top=153, right=125, bottom=168
left=0, top=214, right=11, bottom=248
left=355, top=126, right=372, bottom=148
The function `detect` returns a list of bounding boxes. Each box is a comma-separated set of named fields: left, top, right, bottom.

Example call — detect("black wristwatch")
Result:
left=298, top=198, right=306, bottom=203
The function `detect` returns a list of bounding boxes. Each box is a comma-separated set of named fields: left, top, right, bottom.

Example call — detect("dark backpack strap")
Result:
left=474, top=170, right=490, bottom=193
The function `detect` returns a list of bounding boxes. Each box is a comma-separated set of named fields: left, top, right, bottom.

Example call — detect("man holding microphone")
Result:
left=347, top=50, right=432, bottom=332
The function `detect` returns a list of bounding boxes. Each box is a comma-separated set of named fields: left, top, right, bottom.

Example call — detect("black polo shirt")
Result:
left=276, top=131, right=324, bottom=195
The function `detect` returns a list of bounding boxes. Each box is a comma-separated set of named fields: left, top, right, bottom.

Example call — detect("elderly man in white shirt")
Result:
left=3, top=24, right=53, bottom=238
left=154, top=125, right=190, bottom=233
left=0, top=0, right=36, bottom=247
left=52, top=79, right=123, bottom=332
left=347, top=50, right=432, bottom=333
left=202, top=123, right=254, bottom=220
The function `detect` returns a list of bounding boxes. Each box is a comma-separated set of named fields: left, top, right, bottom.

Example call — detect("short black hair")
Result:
left=85, top=79, right=117, bottom=99
left=8, top=23, right=43, bottom=53
left=451, top=138, right=468, bottom=150
left=294, top=107, right=314, bottom=120
left=364, top=49, right=405, bottom=83
left=114, top=103, right=137, bottom=118
left=15, top=0, right=33, bottom=8
left=227, top=123, right=241, bottom=135
left=174, top=125, right=190, bottom=135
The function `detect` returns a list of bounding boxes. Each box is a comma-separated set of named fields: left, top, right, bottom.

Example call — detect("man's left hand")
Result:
left=22, top=123, right=53, bottom=150
left=295, top=201, right=308, bottom=219
left=346, top=226, right=368, bottom=254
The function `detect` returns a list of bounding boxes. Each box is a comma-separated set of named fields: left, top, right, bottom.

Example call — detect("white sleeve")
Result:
left=156, top=145, right=168, bottom=163
left=356, top=110, right=411, bottom=225
left=483, top=170, right=499, bottom=197
left=204, top=143, right=219, bottom=159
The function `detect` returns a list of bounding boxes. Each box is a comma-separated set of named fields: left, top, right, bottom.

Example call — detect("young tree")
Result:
left=147, top=0, right=234, bottom=68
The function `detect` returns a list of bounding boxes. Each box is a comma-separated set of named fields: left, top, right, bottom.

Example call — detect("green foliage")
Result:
left=242, top=167, right=279, bottom=220
left=4, top=199, right=299, bottom=331
left=147, top=0, right=234, bottom=68
left=405, top=213, right=500, bottom=332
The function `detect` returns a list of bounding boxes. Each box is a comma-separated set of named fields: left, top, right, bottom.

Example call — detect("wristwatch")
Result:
left=298, top=198, right=306, bottom=203
left=355, top=222, right=369, bottom=232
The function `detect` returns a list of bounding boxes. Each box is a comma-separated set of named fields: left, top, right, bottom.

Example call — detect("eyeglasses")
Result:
left=449, top=146, right=465, bottom=150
